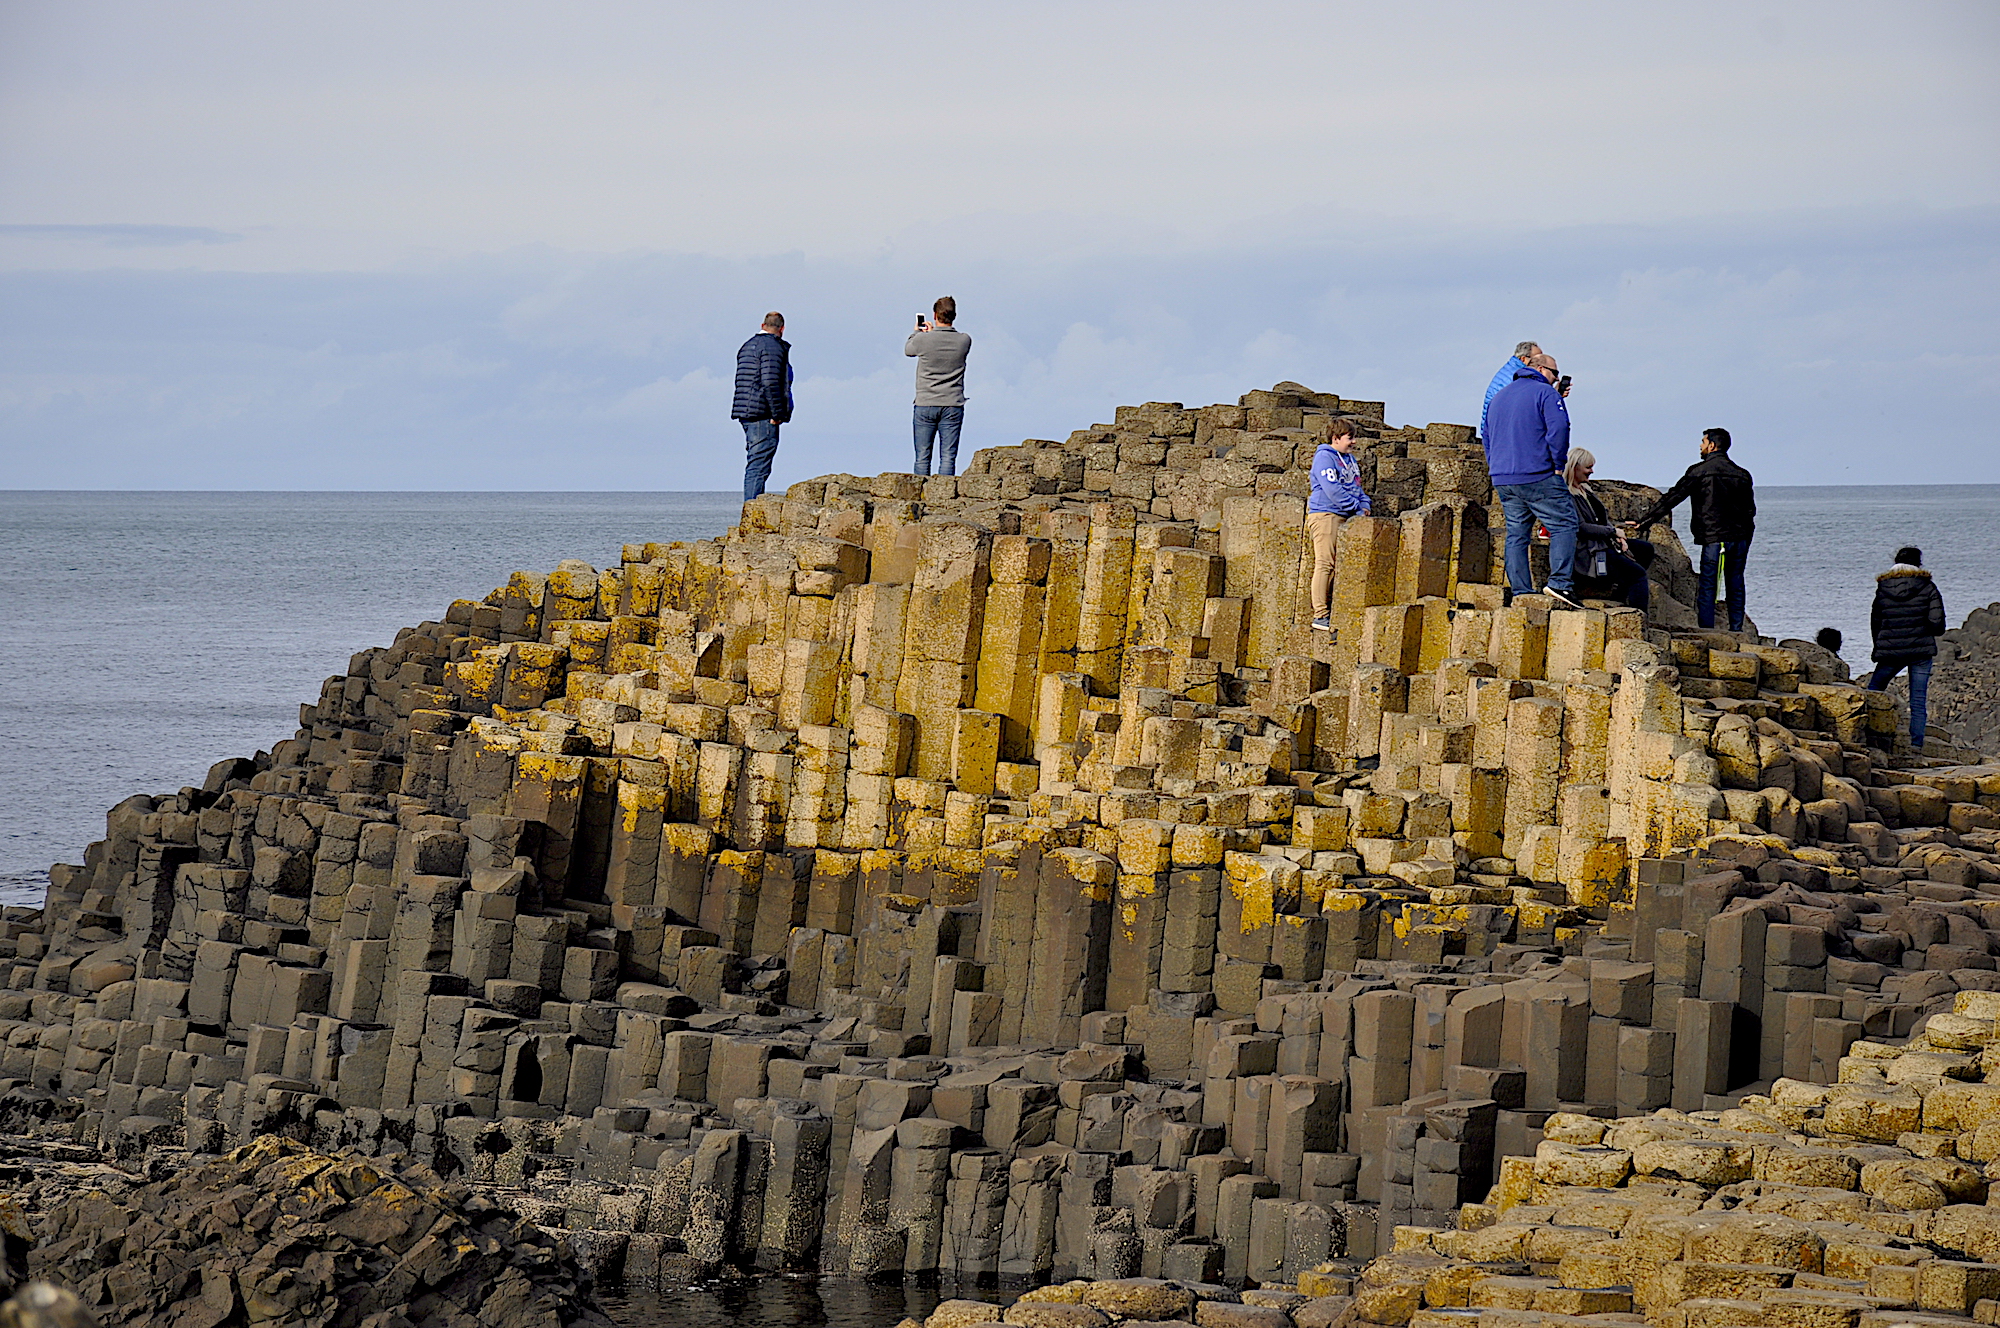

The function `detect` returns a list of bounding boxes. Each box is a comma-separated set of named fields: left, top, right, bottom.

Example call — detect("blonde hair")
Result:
left=1563, top=447, right=1596, bottom=495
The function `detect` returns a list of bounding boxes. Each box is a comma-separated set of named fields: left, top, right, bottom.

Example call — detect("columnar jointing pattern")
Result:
left=11, top=384, right=2000, bottom=1323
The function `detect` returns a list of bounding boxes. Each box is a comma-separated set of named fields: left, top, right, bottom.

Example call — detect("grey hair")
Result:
left=1514, top=340, right=1540, bottom=359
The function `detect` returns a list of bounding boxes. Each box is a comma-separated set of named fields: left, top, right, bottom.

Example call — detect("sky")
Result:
left=0, top=2, right=1996, bottom=492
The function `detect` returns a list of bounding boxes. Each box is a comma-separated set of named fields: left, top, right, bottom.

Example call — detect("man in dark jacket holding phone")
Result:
left=1627, top=428, right=1755, bottom=631
left=732, top=312, right=793, bottom=501
left=1867, top=545, right=1948, bottom=750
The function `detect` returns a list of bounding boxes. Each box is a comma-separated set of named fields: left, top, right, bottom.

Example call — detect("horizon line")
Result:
left=5, top=484, right=2000, bottom=497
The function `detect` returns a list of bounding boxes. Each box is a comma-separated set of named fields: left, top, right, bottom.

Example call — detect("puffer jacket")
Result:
left=1871, top=565, right=1947, bottom=661
left=731, top=332, right=792, bottom=423
left=1481, top=355, right=1523, bottom=439
left=1631, top=451, right=1755, bottom=544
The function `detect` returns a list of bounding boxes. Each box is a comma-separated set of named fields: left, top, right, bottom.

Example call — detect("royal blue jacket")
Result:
left=1481, top=355, right=1523, bottom=439
left=731, top=332, right=793, bottom=423
left=1308, top=445, right=1371, bottom=516
left=1482, top=366, right=1570, bottom=486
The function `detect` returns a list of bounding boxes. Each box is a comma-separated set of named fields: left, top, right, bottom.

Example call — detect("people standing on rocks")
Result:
left=1483, top=351, right=1581, bottom=609
left=731, top=312, right=794, bottom=502
left=907, top=297, right=972, bottom=478
left=1867, top=545, right=1948, bottom=750
left=1563, top=448, right=1651, bottom=610
left=1625, top=427, right=1755, bottom=633
left=1482, top=340, right=1540, bottom=442
left=1306, top=416, right=1370, bottom=632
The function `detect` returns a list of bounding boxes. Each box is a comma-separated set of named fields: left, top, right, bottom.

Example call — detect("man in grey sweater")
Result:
left=905, top=296, right=971, bottom=476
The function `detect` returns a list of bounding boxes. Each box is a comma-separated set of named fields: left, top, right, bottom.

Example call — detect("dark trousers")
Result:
left=741, top=418, right=780, bottom=501
left=1603, top=541, right=1652, bottom=611
left=1698, top=539, right=1750, bottom=630
left=1868, top=655, right=1934, bottom=748
left=914, top=405, right=963, bottom=477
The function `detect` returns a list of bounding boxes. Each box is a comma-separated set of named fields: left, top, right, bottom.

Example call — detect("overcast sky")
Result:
left=1, top=1, right=1996, bottom=491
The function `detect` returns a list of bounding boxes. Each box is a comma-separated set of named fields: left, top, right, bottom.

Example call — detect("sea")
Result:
left=1, top=484, right=1997, bottom=1324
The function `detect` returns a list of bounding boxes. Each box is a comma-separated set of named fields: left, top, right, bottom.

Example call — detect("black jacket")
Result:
left=731, top=332, right=793, bottom=423
left=1871, top=565, right=1947, bottom=661
left=1572, top=486, right=1620, bottom=571
left=1632, top=451, right=1756, bottom=544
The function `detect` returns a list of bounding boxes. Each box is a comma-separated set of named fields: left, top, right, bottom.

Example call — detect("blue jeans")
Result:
left=1869, top=656, right=1933, bottom=748
left=914, top=405, right=963, bottom=476
left=1495, top=472, right=1579, bottom=599
left=1698, top=539, right=1750, bottom=630
left=741, top=418, right=780, bottom=500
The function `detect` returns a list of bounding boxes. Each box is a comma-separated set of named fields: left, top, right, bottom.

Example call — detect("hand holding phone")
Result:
left=916, top=315, right=927, bottom=331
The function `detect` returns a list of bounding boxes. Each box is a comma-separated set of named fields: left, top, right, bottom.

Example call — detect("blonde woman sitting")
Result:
left=1564, top=448, right=1652, bottom=610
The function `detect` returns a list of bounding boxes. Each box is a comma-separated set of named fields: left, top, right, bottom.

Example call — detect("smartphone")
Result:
left=916, top=314, right=926, bottom=331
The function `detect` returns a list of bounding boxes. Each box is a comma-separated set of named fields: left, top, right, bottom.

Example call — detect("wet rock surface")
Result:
left=13, top=1133, right=609, bottom=1327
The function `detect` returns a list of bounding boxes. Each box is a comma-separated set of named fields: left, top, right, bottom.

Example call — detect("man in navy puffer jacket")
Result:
left=1483, top=352, right=1580, bottom=608
left=732, top=312, right=793, bottom=501
left=1481, top=339, right=1540, bottom=440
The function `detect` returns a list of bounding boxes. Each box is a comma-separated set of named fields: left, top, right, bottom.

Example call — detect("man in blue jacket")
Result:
left=731, top=312, right=793, bottom=501
left=1481, top=340, right=1540, bottom=440
left=1483, top=352, right=1580, bottom=609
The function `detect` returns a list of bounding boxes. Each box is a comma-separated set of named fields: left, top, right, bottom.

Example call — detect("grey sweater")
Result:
left=905, top=327, right=972, bottom=406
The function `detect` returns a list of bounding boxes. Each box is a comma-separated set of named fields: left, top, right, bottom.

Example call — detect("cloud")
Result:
left=0, top=4, right=1992, bottom=269
left=0, top=205, right=1993, bottom=491
left=0, top=223, right=242, bottom=247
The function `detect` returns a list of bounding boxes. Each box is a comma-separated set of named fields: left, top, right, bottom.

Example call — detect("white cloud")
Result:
left=0, top=4, right=1991, bottom=489
left=2, top=206, right=1994, bottom=490
left=1, top=3, right=1994, bottom=268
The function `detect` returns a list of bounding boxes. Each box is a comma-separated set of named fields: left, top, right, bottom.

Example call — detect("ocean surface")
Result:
left=0, top=484, right=1997, bottom=1323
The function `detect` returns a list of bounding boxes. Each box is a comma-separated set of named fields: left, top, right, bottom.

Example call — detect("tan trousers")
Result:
left=1306, top=511, right=1345, bottom=620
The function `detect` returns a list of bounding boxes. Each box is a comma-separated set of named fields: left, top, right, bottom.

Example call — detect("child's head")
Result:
left=1328, top=417, right=1356, bottom=451
left=1815, top=626, right=1843, bottom=654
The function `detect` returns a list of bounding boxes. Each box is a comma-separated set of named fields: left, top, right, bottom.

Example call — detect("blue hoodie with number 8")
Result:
left=1309, top=445, right=1371, bottom=517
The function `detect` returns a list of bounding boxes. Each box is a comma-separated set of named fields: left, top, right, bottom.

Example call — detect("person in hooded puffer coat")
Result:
left=1867, top=545, right=1948, bottom=749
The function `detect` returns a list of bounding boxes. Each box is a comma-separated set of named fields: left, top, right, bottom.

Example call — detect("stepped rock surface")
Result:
left=3, top=383, right=1999, bottom=1328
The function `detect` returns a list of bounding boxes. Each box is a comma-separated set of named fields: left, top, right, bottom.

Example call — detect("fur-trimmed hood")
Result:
left=1872, top=563, right=1946, bottom=660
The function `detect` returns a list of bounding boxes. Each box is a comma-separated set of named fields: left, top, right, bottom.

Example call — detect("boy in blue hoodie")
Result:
left=1306, top=417, right=1370, bottom=631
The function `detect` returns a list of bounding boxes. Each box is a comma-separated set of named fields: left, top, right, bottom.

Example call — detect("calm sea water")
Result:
left=0, top=491, right=743, bottom=903
left=0, top=484, right=1996, bottom=1324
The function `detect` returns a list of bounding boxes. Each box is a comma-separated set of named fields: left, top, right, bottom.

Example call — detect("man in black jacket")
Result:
left=1626, top=427, right=1755, bottom=631
left=732, top=312, right=793, bottom=501
left=1868, top=545, right=1948, bottom=750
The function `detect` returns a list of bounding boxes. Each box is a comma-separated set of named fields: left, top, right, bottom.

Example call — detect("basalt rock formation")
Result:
left=7, top=383, right=2000, bottom=1319
left=1919, top=602, right=2000, bottom=760
left=16, top=1134, right=609, bottom=1327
